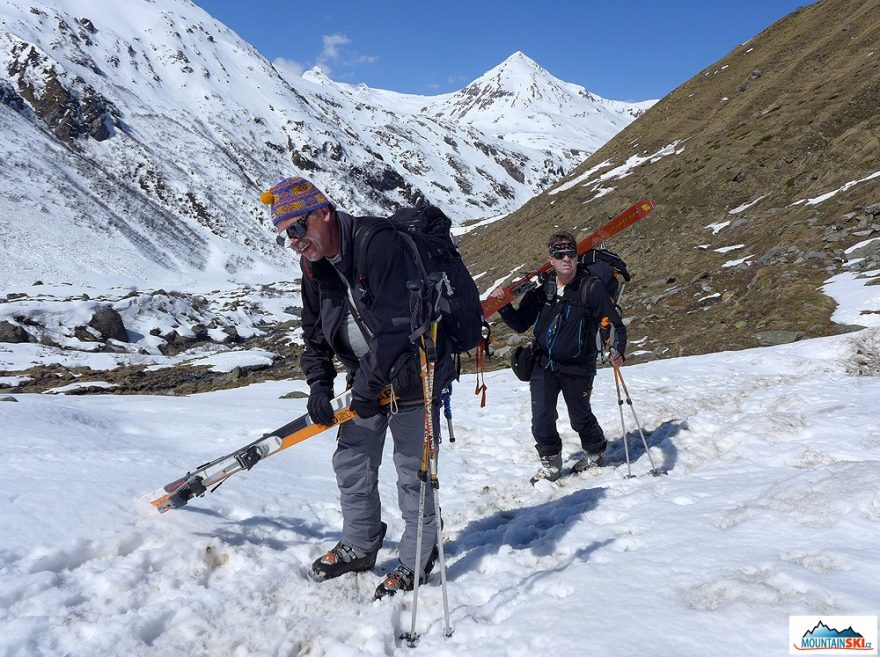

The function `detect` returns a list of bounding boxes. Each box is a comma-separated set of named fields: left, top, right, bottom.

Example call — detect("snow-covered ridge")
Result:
left=0, top=0, right=653, bottom=287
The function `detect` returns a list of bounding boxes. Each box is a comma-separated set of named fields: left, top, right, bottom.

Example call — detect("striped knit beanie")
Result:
left=260, top=176, right=330, bottom=226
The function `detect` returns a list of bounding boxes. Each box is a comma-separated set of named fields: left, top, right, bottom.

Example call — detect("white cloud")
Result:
left=272, top=57, right=305, bottom=82
left=322, top=33, right=350, bottom=56
left=313, top=33, right=377, bottom=77
left=317, top=33, right=350, bottom=70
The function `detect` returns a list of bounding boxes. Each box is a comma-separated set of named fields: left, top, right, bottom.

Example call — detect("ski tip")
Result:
left=142, top=475, right=207, bottom=513
left=141, top=492, right=174, bottom=513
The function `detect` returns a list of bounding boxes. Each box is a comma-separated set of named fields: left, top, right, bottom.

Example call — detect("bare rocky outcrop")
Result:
left=5, top=39, right=122, bottom=145
left=87, top=306, right=128, bottom=342
left=0, top=320, right=31, bottom=343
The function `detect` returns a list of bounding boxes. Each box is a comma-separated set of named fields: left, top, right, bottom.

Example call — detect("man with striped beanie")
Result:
left=260, top=175, right=453, bottom=599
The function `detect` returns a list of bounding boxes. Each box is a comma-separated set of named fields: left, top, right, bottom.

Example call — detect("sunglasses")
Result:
left=275, top=212, right=311, bottom=248
left=550, top=247, right=577, bottom=260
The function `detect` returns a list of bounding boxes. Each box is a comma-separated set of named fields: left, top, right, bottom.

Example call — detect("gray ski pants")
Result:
left=333, top=402, right=438, bottom=576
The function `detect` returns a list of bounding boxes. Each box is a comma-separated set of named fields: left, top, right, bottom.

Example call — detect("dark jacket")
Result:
left=300, top=211, right=452, bottom=404
left=498, top=263, right=627, bottom=376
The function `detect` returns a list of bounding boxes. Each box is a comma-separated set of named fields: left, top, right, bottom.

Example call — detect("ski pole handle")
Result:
left=607, top=319, right=617, bottom=356
left=597, top=316, right=620, bottom=364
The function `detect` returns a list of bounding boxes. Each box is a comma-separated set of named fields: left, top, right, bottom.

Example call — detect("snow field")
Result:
left=2, top=329, right=879, bottom=656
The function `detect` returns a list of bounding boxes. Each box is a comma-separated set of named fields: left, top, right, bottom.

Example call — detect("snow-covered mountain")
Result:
left=429, top=51, right=652, bottom=152
left=0, top=0, right=651, bottom=287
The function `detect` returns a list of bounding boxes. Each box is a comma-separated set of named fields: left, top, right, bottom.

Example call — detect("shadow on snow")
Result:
left=445, top=486, right=608, bottom=580
left=604, top=418, right=687, bottom=473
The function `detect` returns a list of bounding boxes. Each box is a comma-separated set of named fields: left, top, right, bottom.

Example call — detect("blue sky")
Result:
left=195, top=0, right=809, bottom=101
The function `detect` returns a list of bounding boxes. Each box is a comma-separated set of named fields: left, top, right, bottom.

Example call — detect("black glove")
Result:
left=350, top=393, right=383, bottom=419
left=307, top=384, right=335, bottom=426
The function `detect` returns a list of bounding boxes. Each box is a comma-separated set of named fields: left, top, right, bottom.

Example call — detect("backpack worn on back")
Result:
left=353, top=204, right=484, bottom=354
left=579, top=248, right=631, bottom=309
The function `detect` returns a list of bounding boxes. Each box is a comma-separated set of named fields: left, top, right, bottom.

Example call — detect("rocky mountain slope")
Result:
left=0, top=0, right=648, bottom=287
left=3, top=0, right=879, bottom=396
left=462, top=0, right=880, bottom=361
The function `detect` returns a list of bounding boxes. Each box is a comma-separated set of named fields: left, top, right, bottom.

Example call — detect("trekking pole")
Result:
left=613, top=366, right=664, bottom=477
left=612, top=365, right=635, bottom=479
left=403, top=276, right=453, bottom=647
left=425, top=274, right=453, bottom=639
left=598, top=318, right=634, bottom=478
left=441, top=387, right=455, bottom=443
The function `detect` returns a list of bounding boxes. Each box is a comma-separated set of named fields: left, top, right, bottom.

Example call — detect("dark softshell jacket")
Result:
left=299, top=211, right=453, bottom=404
left=498, top=263, right=627, bottom=376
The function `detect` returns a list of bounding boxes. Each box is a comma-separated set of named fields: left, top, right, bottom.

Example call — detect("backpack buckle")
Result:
left=356, top=274, right=373, bottom=304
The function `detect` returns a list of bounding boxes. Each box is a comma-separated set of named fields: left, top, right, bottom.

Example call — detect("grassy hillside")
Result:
left=463, top=0, right=880, bottom=362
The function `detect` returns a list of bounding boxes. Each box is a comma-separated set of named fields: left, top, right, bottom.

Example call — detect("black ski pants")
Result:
left=529, top=367, right=606, bottom=458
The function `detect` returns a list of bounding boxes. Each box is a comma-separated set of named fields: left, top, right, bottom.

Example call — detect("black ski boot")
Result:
left=529, top=452, right=562, bottom=484
left=572, top=451, right=605, bottom=473
left=374, top=544, right=438, bottom=599
left=310, top=522, right=387, bottom=582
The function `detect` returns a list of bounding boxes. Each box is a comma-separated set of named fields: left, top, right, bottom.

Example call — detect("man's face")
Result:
left=275, top=207, right=335, bottom=261
left=548, top=241, right=577, bottom=278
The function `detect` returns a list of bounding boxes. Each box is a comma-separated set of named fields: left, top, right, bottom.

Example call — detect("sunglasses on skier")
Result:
left=275, top=212, right=312, bottom=248
left=549, top=242, right=577, bottom=260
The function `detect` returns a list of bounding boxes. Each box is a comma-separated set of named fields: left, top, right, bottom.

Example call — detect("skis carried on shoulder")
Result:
left=480, top=199, right=656, bottom=319
left=143, top=386, right=393, bottom=513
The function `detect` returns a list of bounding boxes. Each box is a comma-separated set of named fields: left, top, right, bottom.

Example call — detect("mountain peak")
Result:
left=501, top=50, right=541, bottom=68
left=458, top=0, right=879, bottom=365
left=302, top=66, right=330, bottom=84
left=477, top=50, right=545, bottom=86
left=425, top=50, right=642, bottom=130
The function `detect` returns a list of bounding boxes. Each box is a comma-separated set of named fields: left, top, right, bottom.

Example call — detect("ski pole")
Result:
left=427, top=275, right=453, bottom=639
left=598, top=318, right=634, bottom=478
left=404, top=276, right=453, bottom=647
left=425, top=275, right=452, bottom=640
left=404, top=278, right=429, bottom=648
left=612, top=365, right=635, bottom=479
left=613, top=366, right=664, bottom=477
left=601, top=316, right=664, bottom=477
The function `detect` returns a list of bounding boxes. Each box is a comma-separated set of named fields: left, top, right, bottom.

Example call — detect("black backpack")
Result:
left=353, top=205, right=484, bottom=354
left=579, top=248, right=631, bottom=308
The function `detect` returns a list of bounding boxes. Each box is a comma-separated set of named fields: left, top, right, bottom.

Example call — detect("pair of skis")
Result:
left=142, top=199, right=656, bottom=512
left=143, top=387, right=393, bottom=512
left=480, top=199, right=655, bottom=318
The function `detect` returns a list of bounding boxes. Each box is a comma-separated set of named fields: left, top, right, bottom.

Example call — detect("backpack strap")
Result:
left=539, top=270, right=556, bottom=302
left=352, top=218, right=387, bottom=272
left=352, top=218, right=395, bottom=305
left=353, top=217, right=427, bottom=302
left=579, top=272, right=625, bottom=324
